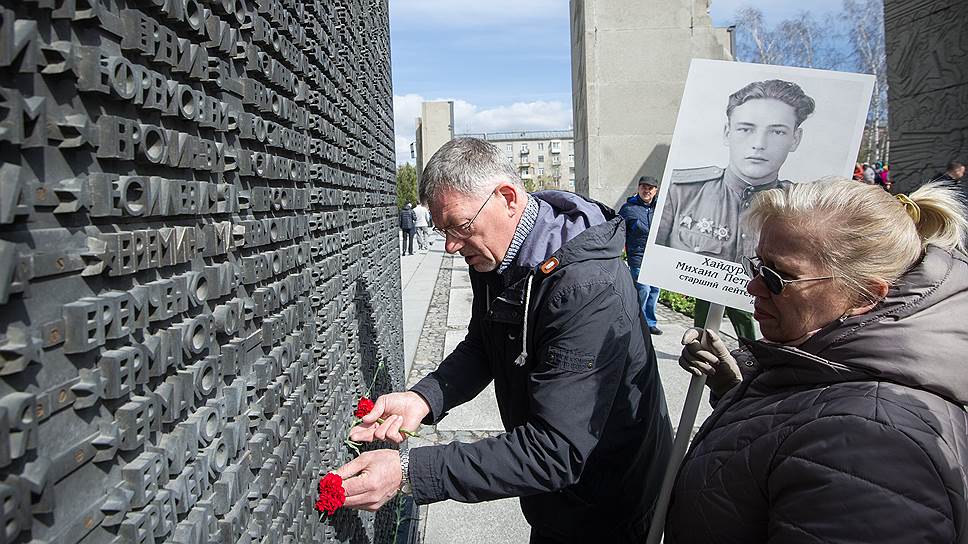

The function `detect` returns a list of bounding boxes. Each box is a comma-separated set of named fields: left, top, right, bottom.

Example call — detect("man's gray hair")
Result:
left=418, top=137, right=523, bottom=205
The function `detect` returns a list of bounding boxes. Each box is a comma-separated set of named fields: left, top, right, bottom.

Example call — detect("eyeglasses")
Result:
left=432, top=191, right=495, bottom=240
left=742, top=256, right=836, bottom=295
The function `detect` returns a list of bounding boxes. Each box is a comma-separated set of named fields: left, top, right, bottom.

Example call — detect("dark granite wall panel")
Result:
left=884, top=0, right=968, bottom=192
left=0, top=0, right=404, bottom=542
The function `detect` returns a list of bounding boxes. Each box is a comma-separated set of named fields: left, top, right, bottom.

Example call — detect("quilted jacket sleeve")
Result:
left=768, top=414, right=958, bottom=543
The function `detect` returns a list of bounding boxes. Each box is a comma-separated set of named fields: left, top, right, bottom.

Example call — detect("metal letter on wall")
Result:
left=0, top=0, right=405, bottom=542
left=885, top=0, right=968, bottom=192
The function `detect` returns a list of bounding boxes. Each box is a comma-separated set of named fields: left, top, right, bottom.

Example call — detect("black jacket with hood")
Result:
left=666, top=246, right=968, bottom=543
left=409, top=191, right=674, bottom=540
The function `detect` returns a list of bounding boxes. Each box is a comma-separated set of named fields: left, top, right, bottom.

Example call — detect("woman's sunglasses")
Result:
left=742, top=256, right=836, bottom=295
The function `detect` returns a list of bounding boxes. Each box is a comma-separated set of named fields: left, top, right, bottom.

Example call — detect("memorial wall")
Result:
left=884, top=0, right=968, bottom=192
left=0, top=0, right=404, bottom=542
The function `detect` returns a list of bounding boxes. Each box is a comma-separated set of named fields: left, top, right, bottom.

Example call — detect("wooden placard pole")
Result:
left=645, top=303, right=726, bottom=544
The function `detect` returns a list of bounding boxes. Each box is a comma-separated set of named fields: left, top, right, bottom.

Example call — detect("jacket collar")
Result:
left=477, top=191, right=624, bottom=324
left=722, top=168, right=788, bottom=204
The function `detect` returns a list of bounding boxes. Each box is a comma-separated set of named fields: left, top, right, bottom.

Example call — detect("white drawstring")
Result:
left=514, top=274, right=534, bottom=366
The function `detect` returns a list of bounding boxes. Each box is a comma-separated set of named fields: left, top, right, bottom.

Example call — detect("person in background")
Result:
left=667, top=179, right=968, bottom=543
left=619, top=175, right=663, bottom=335
left=878, top=163, right=892, bottom=191
left=399, top=202, right=416, bottom=255
left=873, top=162, right=885, bottom=188
left=413, top=201, right=432, bottom=252
left=863, top=162, right=876, bottom=184
left=932, top=160, right=964, bottom=183
left=852, top=162, right=864, bottom=181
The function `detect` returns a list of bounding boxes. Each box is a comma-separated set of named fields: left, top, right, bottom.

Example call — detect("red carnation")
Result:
left=354, top=397, right=375, bottom=419
left=315, top=473, right=346, bottom=516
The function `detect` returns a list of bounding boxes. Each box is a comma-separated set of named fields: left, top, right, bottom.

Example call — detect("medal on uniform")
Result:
left=679, top=215, right=693, bottom=229
left=697, top=218, right=713, bottom=234
left=714, top=225, right=730, bottom=240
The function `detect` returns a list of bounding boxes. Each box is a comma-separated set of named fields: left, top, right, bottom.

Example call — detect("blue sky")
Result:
left=390, top=0, right=846, bottom=163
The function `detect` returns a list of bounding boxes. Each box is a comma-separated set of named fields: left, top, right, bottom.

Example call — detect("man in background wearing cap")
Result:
left=619, top=176, right=662, bottom=335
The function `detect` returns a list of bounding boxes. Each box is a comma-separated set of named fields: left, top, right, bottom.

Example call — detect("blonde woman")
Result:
left=667, top=180, right=968, bottom=543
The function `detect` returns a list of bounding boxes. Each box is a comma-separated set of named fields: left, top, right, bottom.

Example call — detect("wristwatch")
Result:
left=399, top=449, right=412, bottom=494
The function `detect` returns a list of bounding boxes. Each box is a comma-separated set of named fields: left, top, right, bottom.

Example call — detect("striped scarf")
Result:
left=498, top=195, right=540, bottom=274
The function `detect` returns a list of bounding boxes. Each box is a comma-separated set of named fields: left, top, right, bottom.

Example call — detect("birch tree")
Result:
left=730, top=2, right=889, bottom=163
left=843, top=0, right=889, bottom=164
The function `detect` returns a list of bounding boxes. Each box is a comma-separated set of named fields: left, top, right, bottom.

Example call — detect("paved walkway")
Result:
left=400, top=248, right=745, bottom=543
left=400, top=235, right=446, bottom=377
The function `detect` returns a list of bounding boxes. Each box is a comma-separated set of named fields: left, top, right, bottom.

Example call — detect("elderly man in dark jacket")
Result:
left=335, top=137, right=673, bottom=541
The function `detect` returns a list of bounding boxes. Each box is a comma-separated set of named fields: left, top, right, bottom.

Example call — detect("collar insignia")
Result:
left=540, top=257, right=559, bottom=274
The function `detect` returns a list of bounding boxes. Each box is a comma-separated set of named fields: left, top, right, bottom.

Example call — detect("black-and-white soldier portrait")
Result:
left=641, top=60, right=874, bottom=310
left=655, top=80, right=815, bottom=264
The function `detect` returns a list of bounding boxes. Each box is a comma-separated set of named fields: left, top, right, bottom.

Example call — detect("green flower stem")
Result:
left=374, top=417, right=420, bottom=437
left=352, top=416, right=420, bottom=437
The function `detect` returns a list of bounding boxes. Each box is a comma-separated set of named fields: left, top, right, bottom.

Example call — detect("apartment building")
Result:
left=459, top=130, right=576, bottom=191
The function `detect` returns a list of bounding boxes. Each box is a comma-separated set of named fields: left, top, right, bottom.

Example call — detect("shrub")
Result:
left=659, top=290, right=695, bottom=318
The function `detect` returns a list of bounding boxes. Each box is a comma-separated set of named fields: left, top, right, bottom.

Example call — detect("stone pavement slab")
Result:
left=401, top=237, right=445, bottom=377
left=435, top=331, right=504, bottom=432
left=423, top=498, right=529, bottom=544
left=451, top=268, right=471, bottom=288
left=446, top=285, right=473, bottom=329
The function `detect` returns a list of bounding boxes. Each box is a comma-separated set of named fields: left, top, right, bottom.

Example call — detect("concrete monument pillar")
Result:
left=569, top=0, right=732, bottom=210
left=415, top=101, right=456, bottom=186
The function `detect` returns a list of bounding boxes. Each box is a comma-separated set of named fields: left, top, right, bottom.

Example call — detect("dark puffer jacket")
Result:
left=666, top=246, right=968, bottom=543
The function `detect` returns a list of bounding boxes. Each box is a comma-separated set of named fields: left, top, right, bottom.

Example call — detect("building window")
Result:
left=551, top=141, right=560, bottom=151
left=538, top=168, right=544, bottom=175
left=521, top=144, right=529, bottom=152
left=538, top=142, right=544, bottom=150
left=506, top=144, right=512, bottom=152
left=570, top=166, right=575, bottom=173
left=552, top=156, right=559, bottom=165
left=538, top=155, right=544, bottom=163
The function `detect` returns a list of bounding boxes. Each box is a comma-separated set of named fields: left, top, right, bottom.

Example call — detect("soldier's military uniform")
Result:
left=655, top=166, right=793, bottom=264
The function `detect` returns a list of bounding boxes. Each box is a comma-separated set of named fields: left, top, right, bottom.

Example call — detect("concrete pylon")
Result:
left=570, top=0, right=732, bottom=211
left=415, top=101, right=456, bottom=187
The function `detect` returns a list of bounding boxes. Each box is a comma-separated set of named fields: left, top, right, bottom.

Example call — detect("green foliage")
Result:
left=534, top=174, right=557, bottom=190
left=396, top=163, right=418, bottom=208
left=523, top=177, right=538, bottom=193
left=659, top=290, right=696, bottom=318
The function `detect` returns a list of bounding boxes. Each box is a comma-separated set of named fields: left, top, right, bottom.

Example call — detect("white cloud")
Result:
left=392, top=94, right=425, bottom=164
left=454, top=100, right=573, bottom=134
left=393, top=94, right=573, bottom=164
left=390, top=0, right=567, bottom=26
